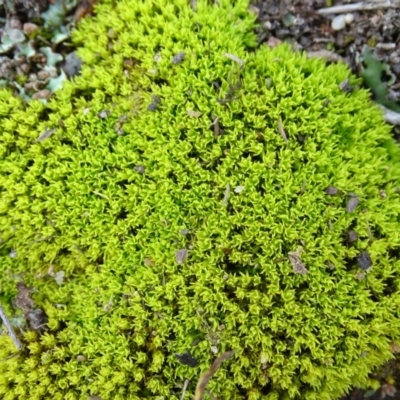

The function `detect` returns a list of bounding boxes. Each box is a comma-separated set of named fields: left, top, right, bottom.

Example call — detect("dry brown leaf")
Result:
left=14, top=282, right=34, bottom=314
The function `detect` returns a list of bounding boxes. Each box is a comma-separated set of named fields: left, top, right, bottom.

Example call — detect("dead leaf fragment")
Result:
left=307, top=50, right=343, bottom=63
left=175, top=249, right=189, bottom=265
left=36, top=128, right=57, bottom=142
left=26, top=309, right=47, bottom=330
left=277, top=119, right=288, bottom=141
left=223, top=53, right=244, bottom=67
left=288, top=250, right=308, bottom=275
left=194, top=350, right=236, bottom=400
left=187, top=110, right=202, bottom=118
left=339, top=78, right=353, bottom=93
left=222, top=183, right=230, bottom=207
left=14, top=282, right=34, bottom=314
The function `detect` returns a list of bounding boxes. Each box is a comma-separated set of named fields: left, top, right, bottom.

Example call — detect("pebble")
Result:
left=344, top=13, right=354, bottom=25
left=5, top=28, right=25, bottom=44
left=23, top=22, right=39, bottom=35
left=62, top=52, right=82, bottom=78
left=37, top=70, right=50, bottom=80
left=32, top=89, right=51, bottom=100
left=331, top=15, right=346, bottom=31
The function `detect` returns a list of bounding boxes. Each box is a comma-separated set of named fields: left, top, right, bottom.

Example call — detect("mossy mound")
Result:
left=1, top=1, right=400, bottom=399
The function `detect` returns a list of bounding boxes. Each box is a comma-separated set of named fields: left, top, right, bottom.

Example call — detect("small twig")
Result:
left=194, top=350, right=236, bottom=400
left=378, top=105, right=400, bottom=125
left=0, top=304, right=23, bottom=351
left=317, top=1, right=398, bottom=15
left=180, top=379, right=190, bottom=400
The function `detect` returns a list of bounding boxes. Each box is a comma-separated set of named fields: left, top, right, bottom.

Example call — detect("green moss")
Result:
left=1, top=0, right=400, bottom=399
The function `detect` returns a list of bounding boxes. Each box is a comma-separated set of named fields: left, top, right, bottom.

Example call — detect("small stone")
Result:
left=19, top=63, right=30, bottom=74
left=23, top=22, right=39, bottom=35
left=172, top=52, right=186, bottom=65
left=54, top=271, right=65, bottom=285
left=211, top=346, right=218, bottom=354
left=62, top=52, right=82, bottom=78
left=9, top=249, right=17, bottom=258
left=98, top=110, right=110, bottom=119
left=331, top=15, right=346, bottom=31
left=263, top=21, right=272, bottom=30
left=77, top=355, right=86, bottom=362
left=344, top=13, right=354, bottom=25
left=379, top=190, right=387, bottom=199
left=347, top=230, right=358, bottom=243
left=325, top=186, right=338, bottom=195
left=175, top=351, right=198, bottom=367
left=346, top=196, right=359, bottom=213
left=357, top=251, right=372, bottom=270
left=10, top=17, right=22, bottom=30
left=37, top=70, right=50, bottom=80
left=6, top=28, right=25, bottom=44
left=179, top=229, right=190, bottom=236
left=175, top=249, right=188, bottom=265
left=32, top=89, right=51, bottom=100
left=134, top=165, right=145, bottom=174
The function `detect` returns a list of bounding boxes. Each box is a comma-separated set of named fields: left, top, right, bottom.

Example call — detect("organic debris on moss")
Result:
left=1, top=0, right=400, bottom=399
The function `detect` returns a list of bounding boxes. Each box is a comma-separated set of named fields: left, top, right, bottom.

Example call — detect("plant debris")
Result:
left=175, top=248, right=189, bottom=265
left=194, top=350, right=236, bottom=400
left=14, top=282, right=48, bottom=331
left=172, top=52, right=186, bottom=65
left=357, top=251, right=373, bottom=270
left=0, top=304, right=24, bottom=350
left=35, top=127, right=57, bottom=142
left=175, top=350, right=199, bottom=367
left=288, top=249, right=308, bottom=275
left=277, top=118, right=288, bottom=141
left=148, top=95, right=160, bottom=111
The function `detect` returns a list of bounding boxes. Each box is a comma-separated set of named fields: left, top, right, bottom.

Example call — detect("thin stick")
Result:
left=378, top=105, right=400, bottom=126
left=0, top=304, right=23, bottom=351
left=194, top=350, right=235, bottom=400
left=317, top=1, right=398, bottom=15
left=180, top=379, right=190, bottom=400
